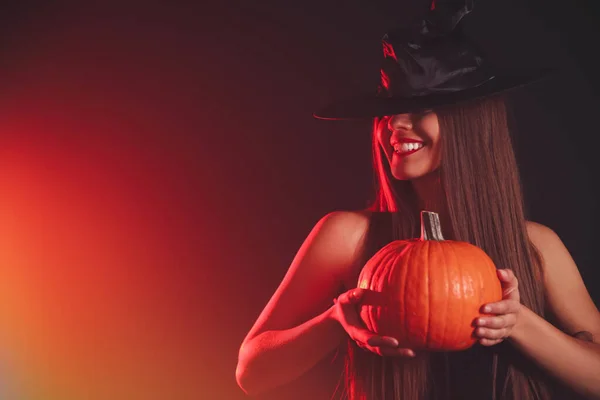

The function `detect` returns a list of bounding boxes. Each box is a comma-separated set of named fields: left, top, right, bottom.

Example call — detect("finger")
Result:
left=479, top=338, right=504, bottom=347
left=355, top=340, right=368, bottom=350
left=346, top=325, right=397, bottom=348
left=475, top=327, right=509, bottom=340
left=337, top=288, right=365, bottom=305
left=497, top=268, right=512, bottom=281
left=481, top=300, right=521, bottom=315
left=573, top=331, right=595, bottom=342
left=365, top=334, right=399, bottom=348
left=337, top=301, right=367, bottom=331
left=476, top=314, right=517, bottom=329
left=353, top=338, right=410, bottom=356
left=497, top=269, right=520, bottom=302
left=377, top=347, right=416, bottom=357
left=359, top=342, right=414, bottom=357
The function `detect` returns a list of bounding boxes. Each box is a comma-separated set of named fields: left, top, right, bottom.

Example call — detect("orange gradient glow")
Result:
left=0, top=9, right=244, bottom=397
left=0, top=130, right=231, bottom=399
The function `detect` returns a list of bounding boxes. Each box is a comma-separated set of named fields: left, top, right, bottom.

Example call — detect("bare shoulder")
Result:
left=316, top=210, right=372, bottom=247
left=525, top=220, right=580, bottom=271
left=525, top=219, right=573, bottom=278
left=525, top=220, right=558, bottom=245
left=318, top=209, right=371, bottom=229
left=307, top=209, right=372, bottom=274
left=525, top=220, right=600, bottom=338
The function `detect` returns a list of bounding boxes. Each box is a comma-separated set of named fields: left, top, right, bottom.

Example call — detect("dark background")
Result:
left=0, top=1, right=598, bottom=399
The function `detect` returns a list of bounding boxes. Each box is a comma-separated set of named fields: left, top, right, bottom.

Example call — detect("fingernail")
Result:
left=407, top=350, right=415, bottom=357
left=499, top=269, right=508, bottom=277
left=478, top=318, right=486, bottom=326
left=483, top=305, right=491, bottom=313
left=384, top=337, right=399, bottom=347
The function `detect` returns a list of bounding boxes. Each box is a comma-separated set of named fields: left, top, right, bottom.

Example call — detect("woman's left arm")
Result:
left=475, top=222, right=600, bottom=400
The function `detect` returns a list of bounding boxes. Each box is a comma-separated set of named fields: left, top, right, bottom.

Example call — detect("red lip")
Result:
left=394, top=147, right=423, bottom=156
left=390, top=137, right=424, bottom=146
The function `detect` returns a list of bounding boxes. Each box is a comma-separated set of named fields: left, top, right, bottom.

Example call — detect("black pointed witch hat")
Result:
left=313, top=0, right=553, bottom=120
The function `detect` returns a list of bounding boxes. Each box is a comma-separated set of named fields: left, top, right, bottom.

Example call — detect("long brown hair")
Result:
left=343, top=95, right=553, bottom=399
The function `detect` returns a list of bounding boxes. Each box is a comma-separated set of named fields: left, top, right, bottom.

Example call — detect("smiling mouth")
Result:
left=393, top=142, right=424, bottom=155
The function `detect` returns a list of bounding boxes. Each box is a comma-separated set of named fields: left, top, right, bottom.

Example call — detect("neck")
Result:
left=410, top=169, right=454, bottom=238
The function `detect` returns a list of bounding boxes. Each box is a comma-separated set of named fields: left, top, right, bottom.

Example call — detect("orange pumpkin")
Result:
left=357, top=211, right=502, bottom=351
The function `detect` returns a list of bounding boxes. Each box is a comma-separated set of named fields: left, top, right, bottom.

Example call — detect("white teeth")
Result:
left=394, top=142, right=423, bottom=154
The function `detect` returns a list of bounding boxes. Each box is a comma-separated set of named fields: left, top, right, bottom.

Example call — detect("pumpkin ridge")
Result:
left=388, top=243, right=408, bottom=338
left=385, top=244, right=405, bottom=331
left=400, top=244, right=413, bottom=347
left=455, top=242, right=479, bottom=349
left=370, top=245, right=397, bottom=333
left=484, top=250, right=502, bottom=307
left=425, top=240, right=432, bottom=348
left=476, top=247, right=485, bottom=329
left=438, top=240, right=450, bottom=350
left=449, top=241, right=464, bottom=348
left=378, top=244, right=400, bottom=336
left=363, top=249, right=379, bottom=333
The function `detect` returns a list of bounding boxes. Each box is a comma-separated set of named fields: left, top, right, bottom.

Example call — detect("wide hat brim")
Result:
left=313, top=68, right=554, bottom=120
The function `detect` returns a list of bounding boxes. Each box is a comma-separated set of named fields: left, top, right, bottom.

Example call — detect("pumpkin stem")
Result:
left=420, top=210, right=445, bottom=241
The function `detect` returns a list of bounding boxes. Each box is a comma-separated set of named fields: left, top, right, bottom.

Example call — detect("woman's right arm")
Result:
left=235, top=211, right=369, bottom=396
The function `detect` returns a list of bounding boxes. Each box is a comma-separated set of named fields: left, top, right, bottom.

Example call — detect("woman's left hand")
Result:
left=475, top=268, right=523, bottom=346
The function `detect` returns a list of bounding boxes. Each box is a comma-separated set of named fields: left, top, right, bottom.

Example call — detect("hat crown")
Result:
left=378, top=0, right=494, bottom=98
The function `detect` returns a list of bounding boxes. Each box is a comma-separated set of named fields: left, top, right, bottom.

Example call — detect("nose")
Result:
left=387, top=114, right=413, bottom=132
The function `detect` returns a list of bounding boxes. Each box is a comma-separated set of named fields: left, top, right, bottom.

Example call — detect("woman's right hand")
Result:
left=333, top=288, right=416, bottom=357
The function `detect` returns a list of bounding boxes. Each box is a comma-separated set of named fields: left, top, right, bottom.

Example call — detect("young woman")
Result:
left=236, top=1, right=600, bottom=399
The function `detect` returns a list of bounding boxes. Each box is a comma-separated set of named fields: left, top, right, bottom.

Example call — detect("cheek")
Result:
left=421, top=114, right=441, bottom=163
left=425, top=137, right=442, bottom=170
left=431, top=143, right=442, bottom=169
left=376, top=124, right=390, bottom=147
left=421, top=114, right=440, bottom=141
left=376, top=124, right=392, bottom=158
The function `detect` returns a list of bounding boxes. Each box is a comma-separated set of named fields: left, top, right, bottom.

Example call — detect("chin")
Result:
left=391, top=169, right=428, bottom=181
left=391, top=166, right=440, bottom=181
